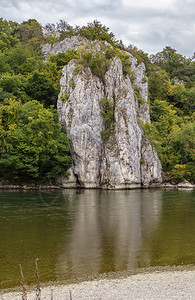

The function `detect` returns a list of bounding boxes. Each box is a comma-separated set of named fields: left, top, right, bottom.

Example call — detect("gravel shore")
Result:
left=1, top=269, right=195, bottom=300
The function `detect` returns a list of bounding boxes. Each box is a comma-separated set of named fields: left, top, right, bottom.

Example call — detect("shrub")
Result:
left=77, top=48, right=111, bottom=81
left=68, top=78, right=75, bottom=89
left=167, top=164, right=191, bottom=183
left=49, top=50, right=78, bottom=70
left=115, top=48, right=132, bottom=77
left=134, top=90, right=145, bottom=106
left=99, top=97, right=115, bottom=142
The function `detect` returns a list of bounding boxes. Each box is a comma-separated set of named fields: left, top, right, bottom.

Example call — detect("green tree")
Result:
left=0, top=18, right=18, bottom=51
left=173, top=122, right=195, bottom=164
left=0, top=51, right=11, bottom=74
left=56, top=20, right=75, bottom=40
left=149, top=67, right=170, bottom=103
left=150, top=46, right=187, bottom=80
left=150, top=99, right=181, bottom=169
left=0, top=73, right=28, bottom=101
left=184, top=87, right=195, bottom=116
left=25, top=71, right=59, bottom=107
left=0, top=99, right=71, bottom=181
left=0, top=88, right=14, bottom=102
left=42, top=60, right=60, bottom=87
left=168, top=83, right=187, bottom=113
left=79, top=20, right=116, bottom=45
left=6, top=42, right=42, bottom=75
left=17, top=19, right=43, bottom=43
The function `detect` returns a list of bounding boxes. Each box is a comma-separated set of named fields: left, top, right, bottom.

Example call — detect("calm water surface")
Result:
left=0, top=188, right=195, bottom=289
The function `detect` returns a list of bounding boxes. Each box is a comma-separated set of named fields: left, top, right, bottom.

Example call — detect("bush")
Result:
left=49, top=50, right=78, bottom=70
left=167, top=164, right=191, bottom=183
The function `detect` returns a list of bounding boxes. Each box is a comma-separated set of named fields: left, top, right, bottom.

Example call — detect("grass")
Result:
left=19, top=264, right=27, bottom=300
left=19, top=259, right=73, bottom=300
left=35, top=259, right=41, bottom=300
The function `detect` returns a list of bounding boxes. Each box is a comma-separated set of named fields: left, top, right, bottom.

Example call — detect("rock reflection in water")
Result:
left=57, top=189, right=162, bottom=278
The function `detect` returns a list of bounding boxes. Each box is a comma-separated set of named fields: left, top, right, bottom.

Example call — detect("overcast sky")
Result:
left=1, top=0, right=195, bottom=57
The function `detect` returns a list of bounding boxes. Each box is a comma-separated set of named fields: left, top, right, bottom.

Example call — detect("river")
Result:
left=0, top=188, right=195, bottom=289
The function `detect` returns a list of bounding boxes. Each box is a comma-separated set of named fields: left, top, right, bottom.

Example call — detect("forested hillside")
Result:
left=0, top=18, right=194, bottom=184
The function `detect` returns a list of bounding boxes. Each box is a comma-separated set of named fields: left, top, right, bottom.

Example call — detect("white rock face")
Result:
left=55, top=38, right=162, bottom=189
left=42, top=36, right=85, bottom=60
left=178, top=181, right=194, bottom=188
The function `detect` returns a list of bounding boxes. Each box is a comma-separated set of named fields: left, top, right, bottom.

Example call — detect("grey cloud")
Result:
left=0, top=0, right=194, bottom=56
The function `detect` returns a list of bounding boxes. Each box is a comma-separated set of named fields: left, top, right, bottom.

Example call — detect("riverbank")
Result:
left=0, top=183, right=62, bottom=190
left=1, top=267, right=195, bottom=300
left=0, top=181, right=194, bottom=190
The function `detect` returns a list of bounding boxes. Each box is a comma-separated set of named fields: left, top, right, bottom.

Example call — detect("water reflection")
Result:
left=57, top=189, right=162, bottom=278
left=0, top=188, right=195, bottom=289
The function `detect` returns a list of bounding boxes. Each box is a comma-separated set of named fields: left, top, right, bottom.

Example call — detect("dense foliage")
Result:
left=133, top=46, right=195, bottom=183
left=0, top=18, right=71, bottom=183
left=0, top=99, right=71, bottom=182
left=0, top=17, right=194, bottom=184
left=67, top=42, right=132, bottom=82
left=43, top=19, right=123, bottom=48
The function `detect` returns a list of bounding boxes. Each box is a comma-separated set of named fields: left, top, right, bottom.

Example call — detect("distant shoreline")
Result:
left=0, top=182, right=194, bottom=190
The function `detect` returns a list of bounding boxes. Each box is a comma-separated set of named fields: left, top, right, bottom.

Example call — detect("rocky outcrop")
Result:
left=178, top=181, right=194, bottom=189
left=55, top=38, right=162, bottom=189
left=42, top=36, right=85, bottom=60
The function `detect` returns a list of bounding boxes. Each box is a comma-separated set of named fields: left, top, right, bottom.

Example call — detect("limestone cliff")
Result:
left=47, top=38, right=162, bottom=189
left=42, top=36, right=84, bottom=60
